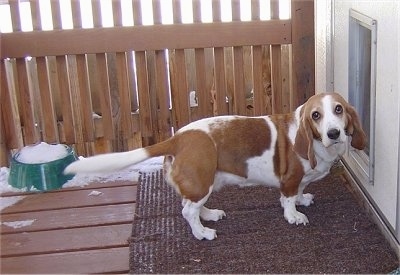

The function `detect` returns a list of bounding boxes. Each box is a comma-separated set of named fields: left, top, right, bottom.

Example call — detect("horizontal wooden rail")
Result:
left=1, top=20, right=291, bottom=58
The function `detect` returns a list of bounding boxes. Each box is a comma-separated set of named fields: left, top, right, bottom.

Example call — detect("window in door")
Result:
left=348, top=9, right=377, bottom=184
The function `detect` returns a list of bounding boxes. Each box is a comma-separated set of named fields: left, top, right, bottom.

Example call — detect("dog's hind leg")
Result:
left=182, top=188, right=218, bottom=240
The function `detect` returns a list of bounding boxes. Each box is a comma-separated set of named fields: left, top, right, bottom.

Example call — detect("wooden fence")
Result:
left=0, top=0, right=314, bottom=166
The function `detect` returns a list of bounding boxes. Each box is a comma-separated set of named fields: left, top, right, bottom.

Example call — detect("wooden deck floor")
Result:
left=0, top=180, right=137, bottom=274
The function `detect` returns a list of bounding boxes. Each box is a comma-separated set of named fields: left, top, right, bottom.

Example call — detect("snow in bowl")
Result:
left=8, top=143, right=78, bottom=191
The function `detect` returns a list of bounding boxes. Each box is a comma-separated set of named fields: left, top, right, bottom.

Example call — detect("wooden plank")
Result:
left=232, top=46, right=247, bottom=115
left=133, top=0, right=153, bottom=145
left=270, top=0, right=283, bottom=114
left=2, top=60, right=23, bottom=150
left=49, top=0, right=75, bottom=145
left=91, top=0, right=114, bottom=152
left=1, top=185, right=137, bottom=214
left=251, top=0, right=264, bottom=116
left=30, top=0, right=58, bottom=143
left=291, top=0, right=315, bottom=107
left=152, top=0, right=172, bottom=142
left=112, top=1, right=135, bottom=149
left=252, top=45, right=264, bottom=116
left=2, top=21, right=292, bottom=58
left=1, top=203, right=135, bottom=234
left=1, top=223, right=132, bottom=257
left=262, top=45, right=273, bottom=115
left=115, top=52, right=133, bottom=140
left=0, top=114, right=7, bottom=166
left=95, top=54, right=114, bottom=141
left=66, top=55, right=86, bottom=155
left=281, top=45, right=291, bottom=113
left=72, top=1, right=95, bottom=153
left=8, top=0, right=21, bottom=32
left=36, top=57, right=59, bottom=143
left=193, top=0, right=212, bottom=119
left=231, top=0, right=247, bottom=115
left=16, top=58, right=39, bottom=145
left=76, top=58, right=94, bottom=146
left=154, top=48, right=172, bottom=141
left=1, top=247, right=129, bottom=274
left=170, top=1, right=190, bottom=130
left=212, top=1, right=228, bottom=116
left=56, top=55, right=76, bottom=144
left=0, top=180, right=136, bottom=197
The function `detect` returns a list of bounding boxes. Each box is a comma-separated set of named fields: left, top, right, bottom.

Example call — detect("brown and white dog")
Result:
left=65, top=92, right=366, bottom=240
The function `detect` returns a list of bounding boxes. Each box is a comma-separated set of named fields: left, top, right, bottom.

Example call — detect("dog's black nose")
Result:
left=327, top=129, right=341, bottom=140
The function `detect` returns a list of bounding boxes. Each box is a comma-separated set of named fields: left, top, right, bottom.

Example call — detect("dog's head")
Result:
left=294, top=92, right=367, bottom=168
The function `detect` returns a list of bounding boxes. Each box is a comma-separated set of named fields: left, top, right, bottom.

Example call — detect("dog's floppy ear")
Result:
left=294, top=109, right=317, bottom=169
left=345, top=104, right=367, bottom=150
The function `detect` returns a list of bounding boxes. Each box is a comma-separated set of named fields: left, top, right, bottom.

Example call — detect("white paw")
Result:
left=192, top=227, right=217, bottom=240
left=200, top=207, right=226, bottom=221
left=296, top=193, right=314, bottom=207
left=284, top=210, right=309, bottom=225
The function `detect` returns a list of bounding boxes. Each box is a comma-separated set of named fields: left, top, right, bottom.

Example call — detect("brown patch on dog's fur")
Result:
left=154, top=130, right=218, bottom=202
left=210, top=117, right=272, bottom=178
left=270, top=114, right=305, bottom=197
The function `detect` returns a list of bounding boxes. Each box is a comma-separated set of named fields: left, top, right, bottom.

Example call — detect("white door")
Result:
left=316, top=0, right=400, bottom=245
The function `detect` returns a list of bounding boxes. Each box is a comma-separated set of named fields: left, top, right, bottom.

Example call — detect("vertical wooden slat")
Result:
left=114, top=0, right=134, bottom=148
left=115, top=53, right=133, bottom=140
left=65, top=2, right=87, bottom=155
left=73, top=14, right=94, bottom=144
left=291, top=0, right=315, bottom=107
left=281, top=45, right=291, bottom=113
left=47, top=2, right=62, bottom=124
left=2, top=60, right=23, bottom=151
left=9, top=0, right=21, bottom=31
left=9, top=1, right=39, bottom=145
left=251, top=0, right=264, bottom=116
left=231, top=0, right=247, bottom=115
left=50, top=0, right=75, bottom=145
left=71, top=0, right=95, bottom=155
left=270, top=0, right=283, bottom=114
left=31, top=0, right=59, bottom=143
left=170, top=0, right=190, bottom=129
left=139, top=0, right=159, bottom=145
left=0, top=102, right=8, bottom=166
left=0, top=61, right=10, bottom=164
left=132, top=0, right=153, bottom=145
left=66, top=55, right=85, bottom=153
left=152, top=0, right=172, bottom=141
left=16, top=59, right=39, bottom=145
left=192, top=0, right=212, bottom=119
left=212, top=0, right=228, bottom=115
left=92, top=0, right=119, bottom=153
left=56, top=56, right=75, bottom=144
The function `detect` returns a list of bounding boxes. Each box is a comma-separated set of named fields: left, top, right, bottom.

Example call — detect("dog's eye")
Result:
left=312, top=111, right=321, bottom=120
left=335, top=105, right=343, bottom=114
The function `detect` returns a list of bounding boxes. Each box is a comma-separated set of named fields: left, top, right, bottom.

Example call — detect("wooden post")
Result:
left=291, top=0, right=315, bottom=108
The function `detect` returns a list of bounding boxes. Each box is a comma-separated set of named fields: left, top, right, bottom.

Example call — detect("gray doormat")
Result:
left=129, top=169, right=399, bottom=274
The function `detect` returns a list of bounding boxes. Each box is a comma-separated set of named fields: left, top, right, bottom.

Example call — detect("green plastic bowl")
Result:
left=8, top=145, right=78, bottom=191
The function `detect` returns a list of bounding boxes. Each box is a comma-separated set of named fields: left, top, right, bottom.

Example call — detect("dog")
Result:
left=65, top=92, right=366, bottom=240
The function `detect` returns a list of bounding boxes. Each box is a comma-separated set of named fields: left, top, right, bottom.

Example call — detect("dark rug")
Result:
left=129, top=168, right=399, bottom=274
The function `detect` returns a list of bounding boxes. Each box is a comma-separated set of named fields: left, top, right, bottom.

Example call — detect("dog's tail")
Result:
left=64, top=138, right=175, bottom=175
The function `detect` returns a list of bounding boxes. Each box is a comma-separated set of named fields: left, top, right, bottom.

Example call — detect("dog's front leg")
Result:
left=296, top=182, right=314, bottom=207
left=280, top=194, right=309, bottom=225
